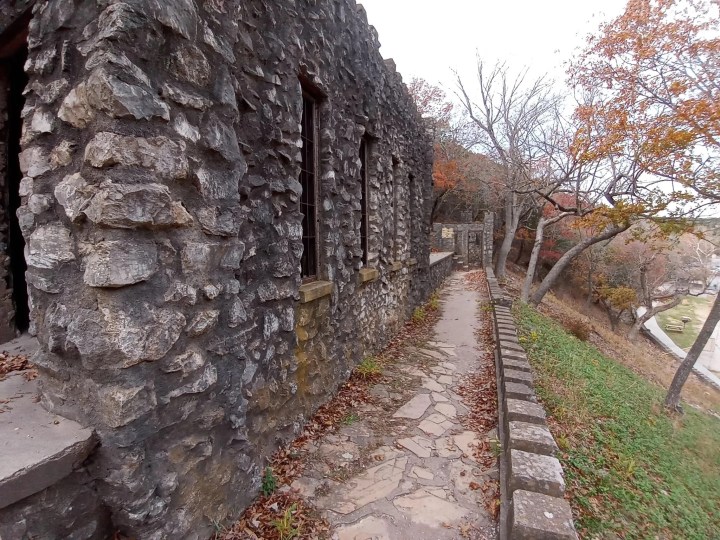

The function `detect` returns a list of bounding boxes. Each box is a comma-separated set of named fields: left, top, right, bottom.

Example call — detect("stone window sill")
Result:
left=390, top=261, right=403, bottom=272
left=358, top=268, right=379, bottom=284
left=299, top=280, right=333, bottom=303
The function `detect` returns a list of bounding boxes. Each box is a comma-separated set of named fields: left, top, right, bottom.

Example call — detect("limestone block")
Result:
left=162, top=350, right=206, bottom=377
left=18, top=146, right=51, bottom=178
left=503, top=358, right=532, bottom=373
left=84, top=181, right=193, bottom=229
left=504, top=368, right=534, bottom=386
left=54, top=173, right=94, bottom=222
left=83, top=240, right=158, bottom=288
left=57, top=82, right=95, bottom=127
left=202, top=113, right=243, bottom=162
left=506, top=399, right=547, bottom=425
left=510, top=450, right=565, bottom=497
left=26, top=224, right=75, bottom=269
left=84, top=132, right=189, bottom=179
left=165, top=365, right=218, bottom=401
left=97, top=382, right=157, bottom=428
left=168, top=43, right=210, bottom=83
left=505, top=381, right=535, bottom=401
left=508, top=421, right=559, bottom=456
left=186, top=310, right=220, bottom=337
left=511, top=490, right=578, bottom=540
left=85, top=67, right=170, bottom=121
left=299, top=281, right=333, bottom=303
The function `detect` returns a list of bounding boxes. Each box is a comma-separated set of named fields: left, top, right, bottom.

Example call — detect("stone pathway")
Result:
left=287, top=273, right=497, bottom=539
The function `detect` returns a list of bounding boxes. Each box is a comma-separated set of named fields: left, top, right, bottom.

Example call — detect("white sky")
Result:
left=360, top=0, right=629, bottom=94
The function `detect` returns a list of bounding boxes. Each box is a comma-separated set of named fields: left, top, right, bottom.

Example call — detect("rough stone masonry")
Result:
left=0, top=0, right=439, bottom=538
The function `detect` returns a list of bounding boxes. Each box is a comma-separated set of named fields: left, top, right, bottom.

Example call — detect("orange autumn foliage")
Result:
left=570, top=0, right=720, bottom=202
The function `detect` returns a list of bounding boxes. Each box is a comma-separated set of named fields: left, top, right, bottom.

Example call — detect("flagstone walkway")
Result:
left=289, top=272, right=498, bottom=539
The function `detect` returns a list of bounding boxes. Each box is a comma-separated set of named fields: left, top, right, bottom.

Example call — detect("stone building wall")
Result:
left=5, top=0, right=435, bottom=538
left=431, top=219, right=491, bottom=267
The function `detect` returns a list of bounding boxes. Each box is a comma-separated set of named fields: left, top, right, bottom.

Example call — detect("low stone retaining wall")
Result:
left=486, top=268, right=578, bottom=540
left=429, top=252, right=454, bottom=292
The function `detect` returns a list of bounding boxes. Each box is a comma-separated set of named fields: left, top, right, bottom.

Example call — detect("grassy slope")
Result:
left=656, top=295, right=714, bottom=350
left=516, top=304, right=720, bottom=540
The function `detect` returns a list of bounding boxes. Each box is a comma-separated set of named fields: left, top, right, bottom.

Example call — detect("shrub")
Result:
left=356, top=356, right=381, bottom=379
left=564, top=318, right=591, bottom=342
left=261, top=466, right=277, bottom=496
left=412, top=307, right=427, bottom=322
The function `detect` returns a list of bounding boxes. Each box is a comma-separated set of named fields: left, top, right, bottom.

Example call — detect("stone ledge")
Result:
left=390, top=261, right=403, bottom=272
left=508, top=421, right=558, bottom=456
left=0, top=374, right=96, bottom=509
left=511, top=490, right=578, bottom=540
left=509, top=450, right=565, bottom=498
left=299, top=280, right=333, bottom=303
left=358, top=267, right=379, bottom=284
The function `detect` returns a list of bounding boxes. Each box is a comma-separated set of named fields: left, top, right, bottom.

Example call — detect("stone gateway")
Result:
left=0, top=1, right=444, bottom=538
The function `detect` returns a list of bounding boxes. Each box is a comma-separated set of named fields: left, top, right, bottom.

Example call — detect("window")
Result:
left=359, top=137, right=370, bottom=264
left=300, top=92, right=318, bottom=280
left=391, top=157, right=399, bottom=259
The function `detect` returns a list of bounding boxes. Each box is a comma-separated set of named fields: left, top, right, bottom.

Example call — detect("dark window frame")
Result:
left=299, top=90, right=319, bottom=281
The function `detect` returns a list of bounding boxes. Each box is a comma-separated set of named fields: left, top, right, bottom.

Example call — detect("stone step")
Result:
left=510, top=490, right=578, bottom=540
left=509, top=449, right=565, bottom=498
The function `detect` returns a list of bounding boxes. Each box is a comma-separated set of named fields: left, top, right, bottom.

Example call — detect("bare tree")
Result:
left=456, top=61, right=560, bottom=279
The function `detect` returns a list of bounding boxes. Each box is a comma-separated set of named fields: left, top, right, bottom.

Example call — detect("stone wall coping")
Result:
left=358, top=267, right=379, bottom=283
left=299, top=280, right=334, bottom=303
left=0, top=374, right=96, bottom=509
left=429, top=252, right=453, bottom=267
left=486, top=266, right=579, bottom=540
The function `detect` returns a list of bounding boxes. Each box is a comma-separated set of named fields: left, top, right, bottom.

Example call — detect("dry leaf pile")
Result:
left=0, top=352, right=36, bottom=381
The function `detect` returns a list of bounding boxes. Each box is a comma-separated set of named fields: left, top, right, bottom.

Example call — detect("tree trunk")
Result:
left=529, top=224, right=629, bottom=307
left=664, top=292, right=720, bottom=411
left=514, top=238, right=525, bottom=264
left=521, top=213, right=571, bottom=303
left=628, top=297, right=683, bottom=341
left=495, top=194, right=519, bottom=280
left=521, top=219, right=546, bottom=303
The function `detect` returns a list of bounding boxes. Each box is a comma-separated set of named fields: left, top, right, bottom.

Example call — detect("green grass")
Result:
left=516, top=304, right=720, bottom=540
left=656, top=295, right=714, bottom=350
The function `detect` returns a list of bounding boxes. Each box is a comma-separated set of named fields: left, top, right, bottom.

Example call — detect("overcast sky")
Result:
left=360, top=0, right=629, bottom=95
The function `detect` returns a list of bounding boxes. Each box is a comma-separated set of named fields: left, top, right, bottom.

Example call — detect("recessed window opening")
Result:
left=299, top=90, right=318, bottom=281
left=391, top=157, right=399, bottom=259
left=2, top=38, right=29, bottom=336
left=359, top=137, right=370, bottom=265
